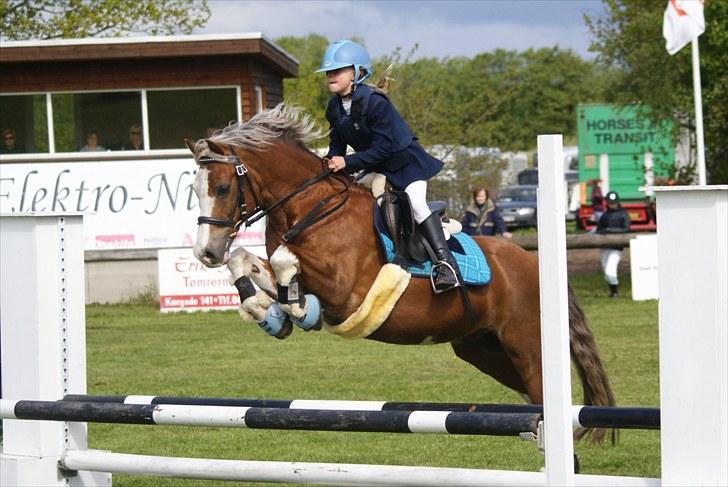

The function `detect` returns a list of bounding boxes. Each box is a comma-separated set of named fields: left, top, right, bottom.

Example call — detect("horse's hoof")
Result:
left=275, top=320, right=293, bottom=340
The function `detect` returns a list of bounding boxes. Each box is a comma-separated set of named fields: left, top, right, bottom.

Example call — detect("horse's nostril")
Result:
left=204, top=250, right=218, bottom=262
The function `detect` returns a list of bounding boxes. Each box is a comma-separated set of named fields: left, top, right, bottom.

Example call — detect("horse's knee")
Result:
left=270, top=245, right=300, bottom=286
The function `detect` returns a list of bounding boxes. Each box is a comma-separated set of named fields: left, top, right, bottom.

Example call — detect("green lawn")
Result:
left=85, top=272, right=660, bottom=486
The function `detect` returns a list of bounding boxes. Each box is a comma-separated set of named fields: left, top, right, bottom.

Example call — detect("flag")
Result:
left=663, top=0, right=705, bottom=55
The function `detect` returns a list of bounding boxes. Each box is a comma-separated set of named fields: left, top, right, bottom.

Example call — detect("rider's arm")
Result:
left=326, top=123, right=347, bottom=159
left=344, top=95, right=401, bottom=172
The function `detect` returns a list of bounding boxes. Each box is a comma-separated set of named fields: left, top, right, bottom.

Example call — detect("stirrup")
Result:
left=430, top=261, right=461, bottom=294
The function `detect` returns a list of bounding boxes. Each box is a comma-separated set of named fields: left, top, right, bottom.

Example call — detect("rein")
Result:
left=196, top=153, right=350, bottom=243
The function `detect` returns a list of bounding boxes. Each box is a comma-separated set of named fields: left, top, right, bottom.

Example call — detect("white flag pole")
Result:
left=691, top=37, right=707, bottom=185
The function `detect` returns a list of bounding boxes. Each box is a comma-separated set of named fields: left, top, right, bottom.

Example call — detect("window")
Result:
left=0, top=94, right=49, bottom=154
left=2, top=87, right=239, bottom=155
left=147, top=88, right=237, bottom=149
left=52, top=91, right=142, bottom=152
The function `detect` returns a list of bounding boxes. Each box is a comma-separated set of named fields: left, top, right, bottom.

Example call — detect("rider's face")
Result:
left=326, top=67, right=355, bottom=96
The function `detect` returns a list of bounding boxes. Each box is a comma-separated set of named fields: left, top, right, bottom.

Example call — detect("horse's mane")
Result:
left=206, top=103, right=324, bottom=151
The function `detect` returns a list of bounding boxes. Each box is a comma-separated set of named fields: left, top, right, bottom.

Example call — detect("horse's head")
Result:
left=187, top=103, right=325, bottom=267
left=187, top=137, right=249, bottom=267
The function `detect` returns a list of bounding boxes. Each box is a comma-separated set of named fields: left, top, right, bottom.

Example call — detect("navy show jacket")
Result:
left=325, top=84, right=443, bottom=190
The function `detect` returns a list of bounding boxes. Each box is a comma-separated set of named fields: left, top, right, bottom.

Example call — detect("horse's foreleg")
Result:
left=227, top=248, right=292, bottom=338
left=269, top=245, right=322, bottom=331
left=451, top=332, right=530, bottom=398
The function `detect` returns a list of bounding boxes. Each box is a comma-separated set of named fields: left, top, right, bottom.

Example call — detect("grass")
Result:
left=83, top=272, right=659, bottom=486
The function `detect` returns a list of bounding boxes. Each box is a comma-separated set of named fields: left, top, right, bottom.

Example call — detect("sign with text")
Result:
left=158, top=248, right=240, bottom=312
left=0, top=158, right=265, bottom=250
left=630, top=234, right=659, bottom=301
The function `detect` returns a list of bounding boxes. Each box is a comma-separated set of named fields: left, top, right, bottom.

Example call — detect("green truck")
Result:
left=575, top=104, right=674, bottom=231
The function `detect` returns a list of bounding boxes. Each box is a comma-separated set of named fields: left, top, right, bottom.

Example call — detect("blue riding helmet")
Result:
left=316, top=40, right=372, bottom=84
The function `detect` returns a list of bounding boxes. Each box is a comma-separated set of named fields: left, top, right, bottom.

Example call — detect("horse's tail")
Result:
left=568, top=284, right=617, bottom=444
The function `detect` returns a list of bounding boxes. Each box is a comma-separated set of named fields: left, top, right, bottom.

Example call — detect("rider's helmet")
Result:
left=606, top=191, right=620, bottom=205
left=316, top=40, right=372, bottom=84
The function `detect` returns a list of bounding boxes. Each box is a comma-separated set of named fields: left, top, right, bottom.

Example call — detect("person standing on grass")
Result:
left=590, top=178, right=606, bottom=224
left=462, top=187, right=512, bottom=238
left=317, top=39, right=462, bottom=293
left=597, top=191, right=630, bottom=297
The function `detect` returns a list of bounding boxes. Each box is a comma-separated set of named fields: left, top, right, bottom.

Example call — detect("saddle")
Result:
left=373, top=191, right=491, bottom=286
left=378, top=191, right=458, bottom=265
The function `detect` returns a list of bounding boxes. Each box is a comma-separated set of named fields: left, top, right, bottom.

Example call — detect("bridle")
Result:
left=196, top=152, right=351, bottom=243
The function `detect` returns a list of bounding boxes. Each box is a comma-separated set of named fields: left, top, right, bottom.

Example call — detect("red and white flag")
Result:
left=663, top=0, right=705, bottom=55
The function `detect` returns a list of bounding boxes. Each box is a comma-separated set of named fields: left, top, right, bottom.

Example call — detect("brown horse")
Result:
left=186, top=104, right=615, bottom=442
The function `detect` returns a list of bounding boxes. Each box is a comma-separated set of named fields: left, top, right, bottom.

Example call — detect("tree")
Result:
left=0, top=0, right=210, bottom=40
left=275, top=33, right=331, bottom=142
left=586, top=0, right=728, bottom=184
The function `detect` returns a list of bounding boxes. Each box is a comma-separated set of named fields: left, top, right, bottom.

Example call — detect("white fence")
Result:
left=1, top=137, right=726, bottom=485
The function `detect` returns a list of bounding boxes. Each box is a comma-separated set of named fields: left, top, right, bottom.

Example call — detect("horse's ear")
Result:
left=184, top=138, right=196, bottom=154
left=205, top=139, right=226, bottom=156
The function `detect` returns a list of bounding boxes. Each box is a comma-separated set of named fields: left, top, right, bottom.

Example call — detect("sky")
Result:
left=197, top=0, right=606, bottom=60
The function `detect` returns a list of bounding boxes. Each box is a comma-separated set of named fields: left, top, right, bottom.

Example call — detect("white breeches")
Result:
left=405, top=180, right=431, bottom=224
left=600, top=249, right=621, bottom=285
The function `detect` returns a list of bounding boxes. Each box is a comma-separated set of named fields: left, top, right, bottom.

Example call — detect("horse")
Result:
left=185, top=104, right=616, bottom=442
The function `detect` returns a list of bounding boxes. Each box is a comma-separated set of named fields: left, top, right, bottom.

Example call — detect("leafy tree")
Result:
left=0, top=0, right=210, bottom=40
left=275, top=33, right=331, bottom=142
left=586, top=0, right=728, bottom=183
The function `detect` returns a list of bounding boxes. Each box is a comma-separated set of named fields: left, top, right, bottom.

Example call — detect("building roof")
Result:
left=0, top=33, right=298, bottom=77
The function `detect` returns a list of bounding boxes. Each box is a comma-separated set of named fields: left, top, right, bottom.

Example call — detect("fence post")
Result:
left=0, top=214, right=110, bottom=486
left=536, top=135, right=575, bottom=485
left=655, top=186, right=728, bottom=486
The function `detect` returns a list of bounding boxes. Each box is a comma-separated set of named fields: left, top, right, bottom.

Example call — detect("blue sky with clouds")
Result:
left=197, top=0, right=606, bottom=59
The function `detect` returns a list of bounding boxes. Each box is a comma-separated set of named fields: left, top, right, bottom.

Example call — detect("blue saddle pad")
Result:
left=374, top=208, right=491, bottom=286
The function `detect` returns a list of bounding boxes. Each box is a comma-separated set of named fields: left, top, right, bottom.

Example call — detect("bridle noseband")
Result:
left=196, top=152, right=350, bottom=242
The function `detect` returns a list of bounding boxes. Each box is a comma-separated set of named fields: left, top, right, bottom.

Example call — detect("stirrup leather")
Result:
left=429, top=260, right=461, bottom=294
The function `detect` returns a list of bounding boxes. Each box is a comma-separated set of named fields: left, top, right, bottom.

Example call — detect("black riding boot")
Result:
left=419, top=212, right=461, bottom=293
left=609, top=284, right=619, bottom=297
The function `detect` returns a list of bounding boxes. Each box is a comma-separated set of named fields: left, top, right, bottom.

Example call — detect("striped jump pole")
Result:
left=61, top=394, right=660, bottom=430
left=0, top=399, right=541, bottom=436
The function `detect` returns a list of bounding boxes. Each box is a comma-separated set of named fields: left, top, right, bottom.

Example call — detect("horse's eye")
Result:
left=215, top=185, right=231, bottom=198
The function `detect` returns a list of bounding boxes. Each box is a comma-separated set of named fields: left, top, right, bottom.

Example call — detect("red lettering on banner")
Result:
left=159, top=293, right=240, bottom=310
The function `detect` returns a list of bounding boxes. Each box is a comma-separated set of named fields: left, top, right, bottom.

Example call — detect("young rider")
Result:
left=317, top=39, right=462, bottom=293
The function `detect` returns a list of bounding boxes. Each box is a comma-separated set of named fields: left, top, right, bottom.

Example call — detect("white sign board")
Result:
left=630, top=234, right=658, bottom=301
left=157, top=248, right=240, bottom=312
left=0, top=159, right=265, bottom=250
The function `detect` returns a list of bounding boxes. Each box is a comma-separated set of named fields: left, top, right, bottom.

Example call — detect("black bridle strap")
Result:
left=197, top=152, right=352, bottom=243
left=246, top=168, right=338, bottom=227
left=282, top=172, right=350, bottom=242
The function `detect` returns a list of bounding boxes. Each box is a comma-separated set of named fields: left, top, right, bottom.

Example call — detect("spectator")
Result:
left=590, top=178, right=606, bottom=224
left=1, top=128, right=22, bottom=154
left=80, top=131, right=107, bottom=152
left=462, top=187, right=512, bottom=238
left=123, top=124, right=143, bottom=150
left=597, top=191, right=631, bottom=297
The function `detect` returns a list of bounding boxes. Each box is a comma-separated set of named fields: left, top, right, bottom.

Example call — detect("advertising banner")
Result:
left=158, top=248, right=240, bottom=312
left=0, top=158, right=265, bottom=249
left=630, top=234, right=659, bottom=301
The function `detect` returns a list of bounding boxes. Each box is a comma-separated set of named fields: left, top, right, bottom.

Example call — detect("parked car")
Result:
left=495, top=184, right=538, bottom=228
